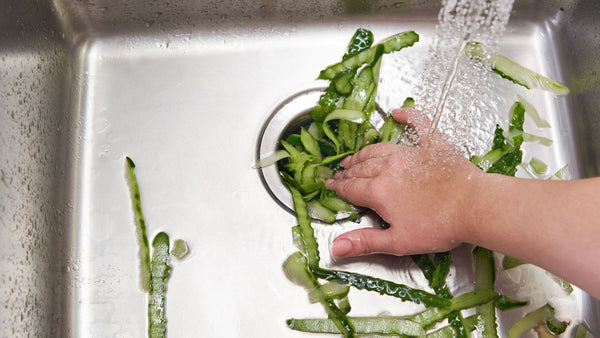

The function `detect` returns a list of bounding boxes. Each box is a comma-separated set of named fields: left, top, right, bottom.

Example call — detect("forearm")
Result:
left=465, top=174, right=600, bottom=298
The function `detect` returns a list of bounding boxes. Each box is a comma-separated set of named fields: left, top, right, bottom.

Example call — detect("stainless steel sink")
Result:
left=2, top=0, right=600, bottom=336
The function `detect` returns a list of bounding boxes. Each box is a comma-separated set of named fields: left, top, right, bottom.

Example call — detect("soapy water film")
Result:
left=378, top=0, right=517, bottom=158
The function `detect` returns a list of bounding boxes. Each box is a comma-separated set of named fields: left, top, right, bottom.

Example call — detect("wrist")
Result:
left=455, top=169, right=492, bottom=246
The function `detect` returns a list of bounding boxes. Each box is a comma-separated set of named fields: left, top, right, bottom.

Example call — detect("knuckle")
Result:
left=337, top=179, right=357, bottom=197
left=357, top=143, right=390, bottom=161
left=362, top=182, right=380, bottom=206
left=351, top=231, right=372, bottom=255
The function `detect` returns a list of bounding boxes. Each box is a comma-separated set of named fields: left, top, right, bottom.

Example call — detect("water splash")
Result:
left=425, top=38, right=467, bottom=146
left=414, top=0, right=516, bottom=156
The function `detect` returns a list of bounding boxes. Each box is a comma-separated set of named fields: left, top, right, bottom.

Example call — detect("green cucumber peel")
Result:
left=148, top=232, right=171, bottom=338
left=529, top=157, right=549, bottom=176
left=318, top=196, right=356, bottom=214
left=523, top=132, right=553, bottom=146
left=318, top=31, right=419, bottom=80
left=282, top=252, right=355, bottom=337
left=307, top=200, right=336, bottom=224
left=427, top=315, right=479, bottom=338
left=287, top=316, right=425, bottom=337
left=300, top=127, right=323, bottom=161
left=379, top=115, right=405, bottom=143
left=292, top=292, right=492, bottom=338
left=573, top=323, right=594, bottom=338
left=288, top=186, right=321, bottom=268
left=253, top=149, right=290, bottom=169
left=517, top=94, right=551, bottom=128
left=322, top=109, right=365, bottom=152
left=312, top=268, right=452, bottom=308
left=508, top=303, right=569, bottom=338
left=502, top=255, right=527, bottom=269
left=473, top=247, right=498, bottom=338
left=124, top=157, right=152, bottom=292
left=411, top=253, right=468, bottom=337
left=171, top=239, right=189, bottom=259
left=308, top=281, right=350, bottom=303
left=546, top=272, right=574, bottom=295
left=344, top=28, right=375, bottom=59
left=471, top=102, right=526, bottom=176
left=465, top=42, right=570, bottom=95
left=407, top=289, right=498, bottom=329
left=549, top=164, right=570, bottom=180
left=494, top=295, right=528, bottom=311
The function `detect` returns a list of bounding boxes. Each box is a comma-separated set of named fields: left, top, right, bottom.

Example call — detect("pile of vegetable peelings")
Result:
left=256, top=28, right=593, bottom=338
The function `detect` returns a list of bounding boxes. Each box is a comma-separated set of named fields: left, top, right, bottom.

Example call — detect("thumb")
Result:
left=331, top=228, right=396, bottom=257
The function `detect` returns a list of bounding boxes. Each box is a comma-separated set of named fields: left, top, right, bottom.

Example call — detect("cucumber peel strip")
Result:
left=148, top=232, right=171, bottom=338
left=473, top=247, right=498, bottom=338
left=287, top=290, right=497, bottom=335
left=508, top=304, right=569, bottom=338
left=171, top=239, right=189, bottom=259
left=318, top=31, right=419, bottom=80
left=465, top=42, right=570, bottom=95
left=287, top=317, right=425, bottom=337
left=253, top=149, right=290, bottom=169
left=323, top=109, right=365, bottom=152
left=517, top=94, right=551, bottom=128
left=124, top=156, right=152, bottom=292
left=283, top=252, right=355, bottom=336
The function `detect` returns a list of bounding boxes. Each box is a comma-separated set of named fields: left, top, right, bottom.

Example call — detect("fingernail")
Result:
left=332, top=238, right=353, bottom=257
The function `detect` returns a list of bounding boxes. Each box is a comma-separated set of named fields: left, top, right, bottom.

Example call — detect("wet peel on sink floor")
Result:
left=1, top=0, right=599, bottom=336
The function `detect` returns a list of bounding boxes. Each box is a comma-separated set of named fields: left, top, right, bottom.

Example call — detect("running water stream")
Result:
left=415, top=0, right=516, bottom=154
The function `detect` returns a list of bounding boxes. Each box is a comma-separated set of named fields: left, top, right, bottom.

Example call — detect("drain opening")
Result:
left=255, top=88, right=388, bottom=228
left=256, top=88, right=325, bottom=217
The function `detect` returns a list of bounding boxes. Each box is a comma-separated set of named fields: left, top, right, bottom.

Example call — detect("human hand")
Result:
left=325, top=108, right=483, bottom=257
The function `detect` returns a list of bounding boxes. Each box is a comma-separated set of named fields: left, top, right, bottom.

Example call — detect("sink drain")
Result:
left=256, top=88, right=325, bottom=215
left=256, top=88, right=390, bottom=228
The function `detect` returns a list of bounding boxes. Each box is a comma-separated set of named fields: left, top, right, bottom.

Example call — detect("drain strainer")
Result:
left=256, top=88, right=325, bottom=215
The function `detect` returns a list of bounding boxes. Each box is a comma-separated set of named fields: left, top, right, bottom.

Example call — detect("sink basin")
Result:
left=2, top=0, right=599, bottom=336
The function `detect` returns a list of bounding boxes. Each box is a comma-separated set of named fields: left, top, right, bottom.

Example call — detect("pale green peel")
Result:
left=466, top=42, right=570, bottom=95
left=253, top=149, right=290, bottom=169
left=517, top=95, right=551, bottom=128
left=171, top=239, right=189, bottom=259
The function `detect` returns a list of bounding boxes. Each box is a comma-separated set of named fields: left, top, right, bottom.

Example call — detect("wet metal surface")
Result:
left=2, top=0, right=600, bottom=336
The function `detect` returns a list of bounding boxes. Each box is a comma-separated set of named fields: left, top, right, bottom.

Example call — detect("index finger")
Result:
left=392, top=108, right=445, bottom=143
left=392, top=108, right=430, bottom=130
left=325, top=177, right=374, bottom=209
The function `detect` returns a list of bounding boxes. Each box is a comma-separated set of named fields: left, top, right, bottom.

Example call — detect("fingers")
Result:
left=325, top=177, right=373, bottom=208
left=392, top=107, right=429, bottom=130
left=340, top=142, right=401, bottom=168
left=331, top=228, right=397, bottom=257
left=335, top=156, right=388, bottom=180
left=392, top=108, right=446, bottom=143
left=391, top=107, right=419, bottom=124
left=338, top=108, right=430, bottom=169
